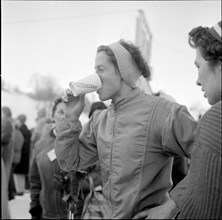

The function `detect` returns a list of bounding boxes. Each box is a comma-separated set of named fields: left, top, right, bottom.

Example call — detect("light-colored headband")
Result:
left=209, top=21, right=221, bottom=42
left=108, top=42, right=142, bottom=88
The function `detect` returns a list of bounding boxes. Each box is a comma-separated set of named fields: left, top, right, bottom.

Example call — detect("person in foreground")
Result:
left=133, top=21, right=222, bottom=220
left=55, top=39, right=197, bottom=218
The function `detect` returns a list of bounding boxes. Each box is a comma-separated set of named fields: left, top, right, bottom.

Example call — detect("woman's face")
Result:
left=53, top=102, right=64, bottom=125
left=95, top=51, right=122, bottom=102
left=195, top=48, right=221, bottom=105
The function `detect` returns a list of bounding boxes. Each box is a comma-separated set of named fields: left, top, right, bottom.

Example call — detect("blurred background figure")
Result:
left=8, top=118, right=24, bottom=200
left=30, top=107, right=48, bottom=154
left=1, top=106, right=14, bottom=219
left=1, top=106, right=15, bottom=184
left=31, top=107, right=48, bottom=147
left=29, top=107, right=48, bottom=186
left=2, top=157, right=11, bottom=219
left=13, top=114, right=31, bottom=195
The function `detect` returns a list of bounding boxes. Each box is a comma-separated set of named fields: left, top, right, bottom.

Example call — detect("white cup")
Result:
left=69, top=73, right=102, bottom=97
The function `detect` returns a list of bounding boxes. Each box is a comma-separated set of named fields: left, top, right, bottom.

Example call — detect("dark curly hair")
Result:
left=88, top=101, right=107, bottom=118
left=188, top=26, right=222, bottom=67
left=97, top=39, right=151, bottom=79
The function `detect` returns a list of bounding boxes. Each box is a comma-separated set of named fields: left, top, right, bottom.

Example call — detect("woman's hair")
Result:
left=188, top=26, right=222, bottom=66
left=50, top=97, right=63, bottom=118
left=97, top=39, right=151, bottom=79
left=88, top=101, right=107, bottom=118
left=2, top=106, right=12, bottom=118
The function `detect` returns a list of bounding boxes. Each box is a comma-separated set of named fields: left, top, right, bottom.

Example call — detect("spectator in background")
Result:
left=29, top=97, right=68, bottom=219
left=30, top=107, right=48, bottom=163
left=29, top=97, right=102, bottom=219
left=31, top=107, right=48, bottom=148
left=1, top=106, right=14, bottom=219
left=1, top=106, right=15, bottom=183
left=8, top=118, right=24, bottom=200
left=14, top=114, right=31, bottom=195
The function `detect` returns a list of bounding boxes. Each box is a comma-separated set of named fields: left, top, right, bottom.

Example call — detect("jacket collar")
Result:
left=109, top=88, right=142, bottom=111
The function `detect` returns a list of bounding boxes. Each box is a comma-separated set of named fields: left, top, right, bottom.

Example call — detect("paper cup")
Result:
left=69, top=73, right=102, bottom=97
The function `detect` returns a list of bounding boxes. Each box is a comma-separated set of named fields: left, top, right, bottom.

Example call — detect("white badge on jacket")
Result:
left=47, top=148, right=57, bottom=162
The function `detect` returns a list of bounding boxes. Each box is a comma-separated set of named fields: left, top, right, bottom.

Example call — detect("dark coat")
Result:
left=13, top=128, right=24, bottom=164
left=14, top=124, right=31, bottom=174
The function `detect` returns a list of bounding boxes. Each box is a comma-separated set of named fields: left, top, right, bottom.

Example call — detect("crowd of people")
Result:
left=2, top=107, right=32, bottom=219
left=1, top=20, right=221, bottom=219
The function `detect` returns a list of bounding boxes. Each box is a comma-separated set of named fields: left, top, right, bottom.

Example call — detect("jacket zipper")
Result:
left=109, top=107, right=116, bottom=215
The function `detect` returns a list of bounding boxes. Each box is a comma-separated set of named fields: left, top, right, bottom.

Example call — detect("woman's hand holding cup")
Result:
left=62, top=88, right=85, bottom=123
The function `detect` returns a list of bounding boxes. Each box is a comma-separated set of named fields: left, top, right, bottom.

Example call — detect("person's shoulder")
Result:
left=20, top=123, right=31, bottom=134
left=209, top=100, right=221, bottom=111
left=92, top=108, right=107, bottom=120
left=200, top=101, right=221, bottom=130
left=152, top=95, right=179, bottom=112
left=198, top=101, right=221, bottom=155
left=202, top=100, right=221, bottom=122
left=34, top=137, right=48, bottom=153
left=2, top=117, right=13, bottom=128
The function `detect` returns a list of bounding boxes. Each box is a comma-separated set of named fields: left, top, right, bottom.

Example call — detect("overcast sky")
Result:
left=2, top=0, right=221, bottom=111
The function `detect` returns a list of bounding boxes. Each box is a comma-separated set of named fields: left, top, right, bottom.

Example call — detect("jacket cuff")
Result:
left=59, top=116, right=82, bottom=134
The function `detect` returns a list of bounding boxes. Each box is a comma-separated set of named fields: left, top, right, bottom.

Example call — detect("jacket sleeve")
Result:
left=89, top=162, right=102, bottom=188
left=29, top=148, right=43, bottom=218
left=161, top=103, right=197, bottom=158
left=81, top=162, right=102, bottom=192
left=169, top=173, right=190, bottom=207
left=55, top=116, right=99, bottom=172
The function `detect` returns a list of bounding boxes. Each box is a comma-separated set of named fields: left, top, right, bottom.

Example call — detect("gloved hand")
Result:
left=53, top=170, right=70, bottom=192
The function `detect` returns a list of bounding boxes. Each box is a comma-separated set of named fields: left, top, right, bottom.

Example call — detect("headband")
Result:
left=108, top=42, right=142, bottom=88
left=209, top=21, right=221, bottom=42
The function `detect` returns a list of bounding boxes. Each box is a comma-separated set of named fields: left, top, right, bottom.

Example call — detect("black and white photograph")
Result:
left=1, top=0, right=221, bottom=219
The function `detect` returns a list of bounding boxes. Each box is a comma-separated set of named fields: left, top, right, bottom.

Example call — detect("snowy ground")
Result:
left=9, top=191, right=31, bottom=219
